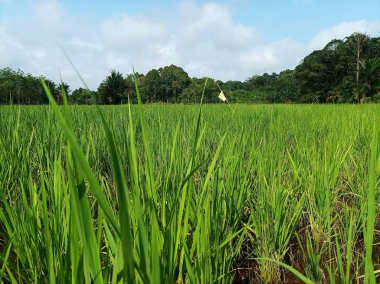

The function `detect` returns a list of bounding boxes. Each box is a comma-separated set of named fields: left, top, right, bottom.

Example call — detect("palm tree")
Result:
left=97, top=70, right=127, bottom=104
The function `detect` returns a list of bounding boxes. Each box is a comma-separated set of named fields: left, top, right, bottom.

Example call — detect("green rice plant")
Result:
left=327, top=211, right=355, bottom=284
left=364, top=123, right=378, bottom=284
left=0, top=100, right=379, bottom=283
left=244, top=123, right=306, bottom=282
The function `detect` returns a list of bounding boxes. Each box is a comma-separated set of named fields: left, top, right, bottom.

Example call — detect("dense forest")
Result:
left=1, top=32, right=379, bottom=104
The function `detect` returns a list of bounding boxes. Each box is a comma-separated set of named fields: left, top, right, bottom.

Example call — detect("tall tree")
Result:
left=158, top=65, right=191, bottom=102
left=142, top=69, right=161, bottom=102
left=57, top=82, right=70, bottom=103
left=125, top=73, right=144, bottom=103
left=97, top=70, right=127, bottom=104
left=347, top=32, right=369, bottom=84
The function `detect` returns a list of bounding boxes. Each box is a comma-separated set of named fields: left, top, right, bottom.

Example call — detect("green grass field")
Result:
left=0, top=102, right=379, bottom=283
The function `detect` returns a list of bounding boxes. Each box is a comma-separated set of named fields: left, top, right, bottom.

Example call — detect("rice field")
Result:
left=0, top=95, right=379, bottom=282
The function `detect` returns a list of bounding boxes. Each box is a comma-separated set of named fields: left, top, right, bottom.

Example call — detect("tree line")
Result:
left=1, top=32, right=379, bottom=105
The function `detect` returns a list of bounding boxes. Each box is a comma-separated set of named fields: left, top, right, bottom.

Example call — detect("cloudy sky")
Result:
left=1, top=0, right=379, bottom=89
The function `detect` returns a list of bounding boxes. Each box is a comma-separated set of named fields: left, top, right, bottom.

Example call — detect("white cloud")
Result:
left=102, top=15, right=167, bottom=47
left=100, top=14, right=173, bottom=72
left=309, top=20, right=380, bottom=50
left=0, top=0, right=379, bottom=89
left=33, top=0, right=63, bottom=27
left=238, top=39, right=304, bottom=72
left=0, top=0, right=107, bottom=88
left=154, top=2, right=303, bottom=80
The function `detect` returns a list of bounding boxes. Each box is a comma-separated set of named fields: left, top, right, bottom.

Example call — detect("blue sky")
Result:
left=1, top=0, right=379, bottom=88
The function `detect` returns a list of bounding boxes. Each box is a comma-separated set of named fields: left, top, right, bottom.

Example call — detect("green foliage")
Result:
left=70, top=87, right=97, bottom=104
left=0, top=68, right=57, bottom=104
left=179, top=77, right=220, bottom=103
left=141, top=65, right=191, bottom=103
left=294, top=33, right=380, bottom=103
